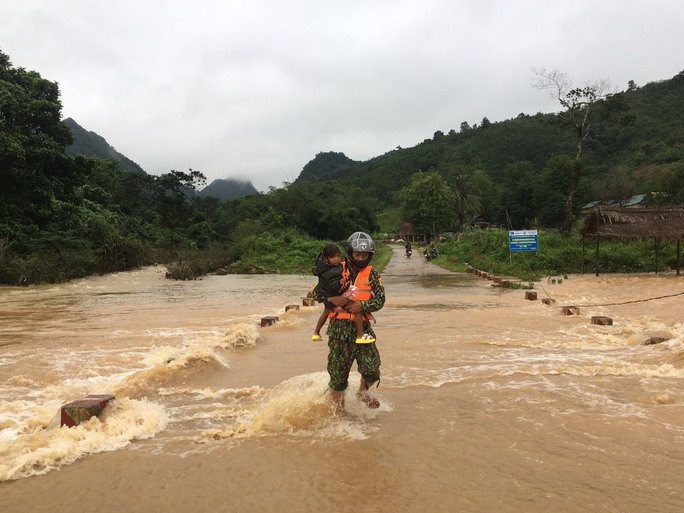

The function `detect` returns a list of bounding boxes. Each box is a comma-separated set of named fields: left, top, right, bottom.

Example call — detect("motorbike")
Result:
left=405, top=248, right=412, bottom=258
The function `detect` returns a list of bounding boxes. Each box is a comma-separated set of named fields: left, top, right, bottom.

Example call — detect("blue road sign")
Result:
left=509, top=230, right=538, bottom=252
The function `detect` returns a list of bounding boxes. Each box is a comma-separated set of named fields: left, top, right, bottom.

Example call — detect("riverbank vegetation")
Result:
left=1, top=48, right=682, bottom=284
left=433, top=229, right=680, bottom=282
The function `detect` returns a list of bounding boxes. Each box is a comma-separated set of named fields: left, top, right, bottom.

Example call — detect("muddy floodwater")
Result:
left=1, top=246, right=684, bottom=513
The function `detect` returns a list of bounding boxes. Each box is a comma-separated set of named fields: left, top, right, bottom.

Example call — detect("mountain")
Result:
left=294, top=70, right=684, bottom=211
left=296, top=151, right=362, bottom=182
left=63, top=117, right=146, bottom=174
left=198, top=178, right=258, bottom=200
left=64, top=118, right=258, bottom=200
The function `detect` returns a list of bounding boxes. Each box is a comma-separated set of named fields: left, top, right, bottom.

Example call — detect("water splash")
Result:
left=0, top=397, right=168, bottom=481
left=200, top=372, right=389, bottom=442
left=221, top=323, right=260, bottom=348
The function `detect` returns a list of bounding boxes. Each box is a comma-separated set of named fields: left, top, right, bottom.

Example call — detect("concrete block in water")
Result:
left=302, top=298, right=316, bottom=307
left=561, top=306, right=580, bottom=316
left=260, top=316, right=279, bottom=327
left=285, top=304, right=299, bottom=312
left=525, top=291, right=537, bottom=301
left=591, top=316, right=613, bottom=326
left=61, top=394, right=115, bottom=428
left=542, top=298, right=556, bottom=305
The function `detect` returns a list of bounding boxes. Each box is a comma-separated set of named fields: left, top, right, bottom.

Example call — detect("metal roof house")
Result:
left=581, top=194, right=646, bottom=213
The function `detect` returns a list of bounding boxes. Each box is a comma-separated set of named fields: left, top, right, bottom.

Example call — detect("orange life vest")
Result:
left=328, top=263, right=373, bottom=322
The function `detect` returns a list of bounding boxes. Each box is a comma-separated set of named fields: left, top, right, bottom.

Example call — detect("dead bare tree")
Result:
left=532, top=67, right=611, bottom=233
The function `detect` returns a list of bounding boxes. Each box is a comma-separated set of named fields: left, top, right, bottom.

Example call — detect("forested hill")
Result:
left=2, top=43, right=683, bottom=285
left=64, top=117, right=146, bottom=174
left=294, top=70, right=684, bottom=218
left=197, top=178, right=258, bottom=200
left=64, top=117, right=257, bottom=200
left=296, top=151, right=361, bottom=181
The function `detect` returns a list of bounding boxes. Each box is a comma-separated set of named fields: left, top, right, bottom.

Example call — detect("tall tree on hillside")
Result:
left=0, top=49, right=76, bottom=230
left=534, top=155, right=581, bottom=228
left=498, top=161, right=537, bottom=228
left=452, top=173, right=482, bottom=228
left=469, top=169, right=496, bottom=220
left=532, top=67, right=611, bottom=233
left=400, top=171, right=455, bottom=239
left=155, top=169, right=206, bottom=231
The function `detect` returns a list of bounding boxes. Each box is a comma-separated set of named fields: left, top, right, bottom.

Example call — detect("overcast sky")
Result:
left=2, top=1, right=683, bottom=191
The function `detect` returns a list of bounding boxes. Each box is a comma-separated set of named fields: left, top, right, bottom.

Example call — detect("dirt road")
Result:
left=382, top=244, right=453, bottom=276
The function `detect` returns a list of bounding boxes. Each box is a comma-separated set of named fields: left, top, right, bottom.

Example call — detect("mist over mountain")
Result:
left=197, top=178, right=258, bottom=200
left=63, top=65, right=684, bottom=213
left=64, top=118, right=258, bottom=200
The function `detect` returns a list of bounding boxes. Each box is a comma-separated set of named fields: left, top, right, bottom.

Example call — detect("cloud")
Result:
left=2, top=0, right=683, bottom=190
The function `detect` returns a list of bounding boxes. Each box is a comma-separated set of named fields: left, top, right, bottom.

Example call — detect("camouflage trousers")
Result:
left=327, top=337, right=381, bottom=392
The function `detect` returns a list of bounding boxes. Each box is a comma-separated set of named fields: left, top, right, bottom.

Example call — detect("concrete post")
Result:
left=260, top=316, right=279, bottom=327
left=61, top=395, right=115, bottom=428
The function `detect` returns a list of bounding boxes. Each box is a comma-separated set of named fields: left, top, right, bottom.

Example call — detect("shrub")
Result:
left=436, top=229, right=678, bottom=280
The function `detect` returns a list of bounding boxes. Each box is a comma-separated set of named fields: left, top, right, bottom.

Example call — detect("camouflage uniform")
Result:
left=315, top=265, right=386, bottom=392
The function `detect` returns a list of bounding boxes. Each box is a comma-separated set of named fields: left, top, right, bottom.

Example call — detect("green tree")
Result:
left=400, top=171, right=456, bottom=238
left=534, top=155, right=581, bottom=228
left=264, top=179, right=377, bottom=241
left=469, top=169, right=497, bottom=220
left=451, top=173, right=482, bottom=228
left=154, top=169, right=206, bottom=231
left=0, top=49, right=77, bottom=230
left=498, top=161, right=537, bottom=228
left=589, top=165, right=638, bottom=201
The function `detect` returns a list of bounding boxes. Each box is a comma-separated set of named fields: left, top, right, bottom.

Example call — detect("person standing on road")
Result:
left=314, top=231, right=386, bottom=411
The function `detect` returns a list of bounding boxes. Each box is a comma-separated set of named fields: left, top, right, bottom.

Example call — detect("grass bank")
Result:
left=431, top=228, right=681, bottom=282
left=165, top=229, right=393, bottom=280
